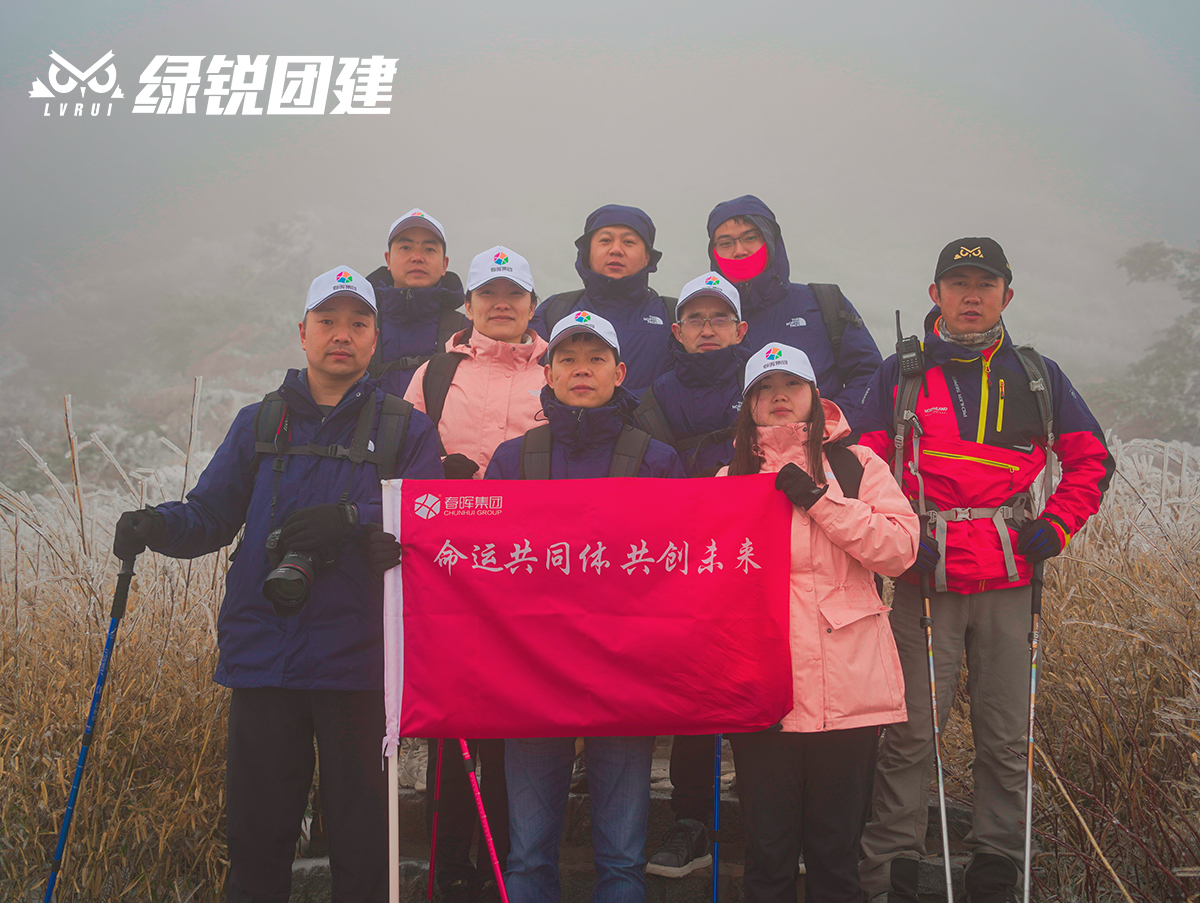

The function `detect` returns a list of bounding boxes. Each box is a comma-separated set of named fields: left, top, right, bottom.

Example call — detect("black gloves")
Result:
left=113, top=508, right=167, bottom=561
left=775, top=463, right=828, bottom=510
left=915, top=533, right=940, bottom=574
left=363, top=523, right=402, bottom=577
left=277, top=503, right=358, bottom=554
left=442, top=453, right=480, bottom=481
left=1017, top=517, right=1065, bottom=563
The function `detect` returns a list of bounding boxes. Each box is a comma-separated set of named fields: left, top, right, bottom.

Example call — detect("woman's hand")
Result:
left=775, top=462, right=828, bottom=510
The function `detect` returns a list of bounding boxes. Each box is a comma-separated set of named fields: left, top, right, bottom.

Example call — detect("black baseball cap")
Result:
left=934, top=237, right=1012, bottom=284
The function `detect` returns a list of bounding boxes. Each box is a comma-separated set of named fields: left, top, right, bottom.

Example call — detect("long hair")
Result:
left=727, top=378, right=826, bottom=482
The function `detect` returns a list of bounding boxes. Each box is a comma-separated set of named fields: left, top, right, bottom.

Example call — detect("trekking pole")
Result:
left=458, top=738, right=510, bottom=903
left=1022, top=561, right=1045, bottom=903
left=712, top=733, right=721, bottom=903
left=44, top=556, right=136, bottom=903
left=919, top=574, right=955, bottom=903
left=428, top=739, right=445, bottom=902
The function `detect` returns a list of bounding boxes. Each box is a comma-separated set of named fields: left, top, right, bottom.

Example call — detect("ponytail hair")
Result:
left=728, top=379, right=826, bottom=483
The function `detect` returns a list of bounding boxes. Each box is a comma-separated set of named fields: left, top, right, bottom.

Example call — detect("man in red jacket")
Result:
left=854, top=239, right=1114, bottom=903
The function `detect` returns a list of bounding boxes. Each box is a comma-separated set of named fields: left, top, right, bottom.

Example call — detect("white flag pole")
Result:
left=382, top=479, right=404, bottom=903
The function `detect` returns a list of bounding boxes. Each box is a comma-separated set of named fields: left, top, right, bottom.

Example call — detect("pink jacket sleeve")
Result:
left=805, top=445, right=919, bottom=578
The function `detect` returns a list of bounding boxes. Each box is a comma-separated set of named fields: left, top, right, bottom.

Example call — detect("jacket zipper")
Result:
left=923, top=449, right=1018, bottom=489
left=996, top=379, right=1005, bottom=433
left=976, top=355, right=992, bottom=443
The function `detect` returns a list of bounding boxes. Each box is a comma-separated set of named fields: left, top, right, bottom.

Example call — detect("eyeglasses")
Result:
left=679, top=316, right=738, bottom=332
left=712, top=231, right=764, bottom=254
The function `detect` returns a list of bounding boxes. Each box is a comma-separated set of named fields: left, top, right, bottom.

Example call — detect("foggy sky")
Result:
left=2, top=0, right=1199, bottom=383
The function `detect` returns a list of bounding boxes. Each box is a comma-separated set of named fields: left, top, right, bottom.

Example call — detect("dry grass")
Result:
left=1, top=398, right=1198, bottom=901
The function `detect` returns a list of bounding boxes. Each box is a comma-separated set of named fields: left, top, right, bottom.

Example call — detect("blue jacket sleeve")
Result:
left=153, top=404, right=260, bottom=559
left=484, top=437, right=522, bottom=480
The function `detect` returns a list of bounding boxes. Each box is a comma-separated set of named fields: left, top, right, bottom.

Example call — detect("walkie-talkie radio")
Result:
left=895, top=311, right=923, bottom=376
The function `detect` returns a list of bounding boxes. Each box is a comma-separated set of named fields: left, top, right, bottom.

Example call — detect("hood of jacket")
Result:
left=751, top=398, right=849, bottom=472
left=573, top=204, right=663, bottom=304
left=672, top=342, right=752, bottom=389
left=539, top=383, right=640, bottom=451
left=447, top=326, right=549, bottom=367
left=366, top=267, right=465, bottom=324
left=705, top=195, right=791, bottom=316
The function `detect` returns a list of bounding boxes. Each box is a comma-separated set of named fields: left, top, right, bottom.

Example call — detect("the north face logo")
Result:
left=643, top=316, right=663, bottom=325
left=786, top=317, right=806, bottom=328
left=413, top=494, right=441, bottom=519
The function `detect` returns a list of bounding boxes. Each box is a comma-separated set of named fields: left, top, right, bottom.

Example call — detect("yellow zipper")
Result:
left=997, top=379, right=1005, bottom=433
left=924, top=450, right=1019, bottom=473
left=976, top=355, right=992, bottom=443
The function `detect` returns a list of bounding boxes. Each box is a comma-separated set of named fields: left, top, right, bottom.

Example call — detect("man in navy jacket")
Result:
left=706, top=195, right=882, bottom=426
left=114, top=266, right=443, bottom=903
left=530, top=205, right=674, bottom=393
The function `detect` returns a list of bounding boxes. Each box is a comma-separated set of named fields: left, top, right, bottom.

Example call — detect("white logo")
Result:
left=786, top=317, right=806, bottom=328
left=30, top=50, right=125, bottom=117
left=413, top=494, right=441, bottom=519
left=643, top=316, right=664, bottom=325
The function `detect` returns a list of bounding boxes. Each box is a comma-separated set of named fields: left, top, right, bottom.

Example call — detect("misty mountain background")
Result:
left=2, top=1, right=1198, bottom=491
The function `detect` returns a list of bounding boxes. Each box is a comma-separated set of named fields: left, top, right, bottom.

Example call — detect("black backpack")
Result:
left=631, top=385, right=735, bottom=474
left=808, top=283, right=865, bottom=390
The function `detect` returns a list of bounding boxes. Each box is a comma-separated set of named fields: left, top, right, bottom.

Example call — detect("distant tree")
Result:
left=1111, top=241, right=1200, bottom=443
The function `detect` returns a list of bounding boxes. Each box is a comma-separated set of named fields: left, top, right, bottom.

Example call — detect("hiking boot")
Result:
left=399, top=739, right=429, bottom=793
left=866, top=857, right=920, bottom=903
left=645, top=818, right=712, bottom=877
left=440, top=878, right=478, bottom=903
left=569, top=751, right=588, bottom=794
left=965, top=852, right=1019, bottom=903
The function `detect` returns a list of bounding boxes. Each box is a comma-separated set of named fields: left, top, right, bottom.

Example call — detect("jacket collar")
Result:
left=922, top=313, right=1013, bottom=367
left=450, top=327, right=549, bottom=366
left=281, top=369, right=374, bottom=419
left=672, top=342, right=751, bottom=389
left=747, top=398, right=849, bottom=471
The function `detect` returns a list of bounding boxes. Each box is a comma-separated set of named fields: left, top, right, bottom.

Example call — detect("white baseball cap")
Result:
left=386, top=208, right=447, bottom=247
left=675, top=271, right=741, bottom=319
left=305, top=266, right=377, bottom=314
left=466, top=246, right=535, bottom=293
left=546, top=310, right=621, bottom=357
left=742, top=343, right=817, bottom=395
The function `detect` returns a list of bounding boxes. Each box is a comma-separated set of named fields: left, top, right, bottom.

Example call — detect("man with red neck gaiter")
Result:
left=705, top=195, right=883, bottom=429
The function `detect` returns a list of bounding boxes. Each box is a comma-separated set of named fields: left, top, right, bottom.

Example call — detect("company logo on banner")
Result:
left=30, top=50, right=398, bottom=117
left=382, top=474, right=795, bottom=741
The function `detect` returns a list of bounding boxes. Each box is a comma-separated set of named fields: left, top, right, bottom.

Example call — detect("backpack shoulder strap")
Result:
left=630, top=386, right=678, bottom=448
left=422, top=351, right=469, bottom=430
left=542, top=290, right=586, bottom=332
left=519, top=425, right=553, bottom=480
left=891, top=372, right=924, bottom=489
left=253, top=391, right=289, bottom=455
left=437, top=306, right=468, bottom=351
left=608, top=427, right=652, bottom=478
left=374, top=394, right=413, bottom=481
left=660, top=296, right=678, bottom=325
left=824, top=442, right=864, bottom=500
left=809, top=283, right=864, bottom=379
left=1012, top=345, right=1055, bottom=447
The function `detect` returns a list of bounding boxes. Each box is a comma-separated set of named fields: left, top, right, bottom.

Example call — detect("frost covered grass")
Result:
left=1, top=397, right=1198, bottom=901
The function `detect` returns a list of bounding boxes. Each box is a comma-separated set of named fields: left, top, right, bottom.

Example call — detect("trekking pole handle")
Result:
left=1030, top=561, right=1044, bottom=617
left=111, top=558, right=137, bottom=620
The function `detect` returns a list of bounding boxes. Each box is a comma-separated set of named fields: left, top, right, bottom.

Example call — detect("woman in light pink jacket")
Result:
left=719, top=343, right=918, bottom=903
left=402, top=245, right=549, bottom=902
left=405, top=245, right=550, bottom=480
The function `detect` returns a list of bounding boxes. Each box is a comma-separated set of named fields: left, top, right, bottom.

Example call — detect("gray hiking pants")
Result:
left=859, top=581, right=1031, bottom=896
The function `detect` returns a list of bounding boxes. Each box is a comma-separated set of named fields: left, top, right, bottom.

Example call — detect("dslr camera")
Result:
left=262, top=529, right=338, bottom=616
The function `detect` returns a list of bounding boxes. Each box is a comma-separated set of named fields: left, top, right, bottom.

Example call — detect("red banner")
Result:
left=382, top=474, right=794, bottom=743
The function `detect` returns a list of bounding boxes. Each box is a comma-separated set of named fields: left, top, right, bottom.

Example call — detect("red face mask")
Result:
left=714, top=243, right=768, bottom=283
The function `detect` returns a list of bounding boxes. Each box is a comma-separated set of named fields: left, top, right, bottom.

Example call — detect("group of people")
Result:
left=113, top=196, right=1115, bottom=903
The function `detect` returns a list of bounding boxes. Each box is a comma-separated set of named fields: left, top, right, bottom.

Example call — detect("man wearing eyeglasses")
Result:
left=633, top=270, right=749, bottom=878
left=706, top=195, right=882, bottom=426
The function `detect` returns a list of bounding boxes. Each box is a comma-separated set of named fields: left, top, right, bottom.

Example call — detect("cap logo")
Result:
left=765, top=347, right=784, bottom=361
left=335, top=271, right=353, bottom=283
left=704, top=275, right=721, bottom=286
left=953, top=246, right=984, bottom=260
left=572, top=312, right=592, bottom=323
left=413, top=211, right=426, bottom=218
left=494, top=252, right=509, bottom=265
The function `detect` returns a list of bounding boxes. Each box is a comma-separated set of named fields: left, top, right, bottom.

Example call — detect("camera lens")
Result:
left=263, top=554, right=316, bottom=615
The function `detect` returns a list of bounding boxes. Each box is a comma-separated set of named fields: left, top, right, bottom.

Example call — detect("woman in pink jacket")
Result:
left=403, top=245, right=549, bottom=903
left=405, top=245, right=550, bottom=480
left=720, top=343, right=918, bottom=903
